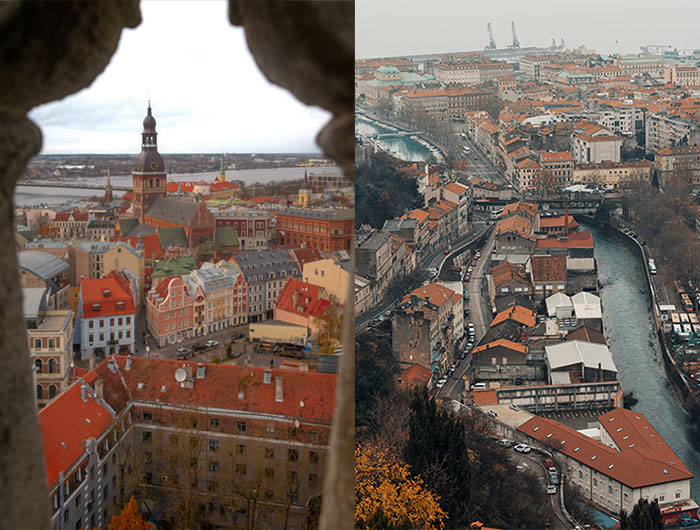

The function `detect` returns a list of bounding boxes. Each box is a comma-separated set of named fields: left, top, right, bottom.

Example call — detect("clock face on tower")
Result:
left=150, top=161, right=159, bottom=170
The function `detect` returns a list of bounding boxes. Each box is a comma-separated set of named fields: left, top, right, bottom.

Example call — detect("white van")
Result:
left=471, top=382, right=487, bottom=390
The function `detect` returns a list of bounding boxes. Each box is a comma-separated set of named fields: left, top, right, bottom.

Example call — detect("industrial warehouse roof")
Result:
left=18, top=250, right=70, bottom=281
left=572, top=291, right=602, bottom=319
left=518, top=408, right=692, bottom=489
left=545, top=340, right=616, bottom=373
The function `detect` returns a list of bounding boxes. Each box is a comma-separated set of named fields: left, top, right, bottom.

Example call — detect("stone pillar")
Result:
left=0, top=2, right=140, bottom=527
left=227, top=4, right=354, bottom=528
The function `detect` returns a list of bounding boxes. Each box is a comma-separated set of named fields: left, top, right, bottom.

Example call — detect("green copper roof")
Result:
left=158, top=226, right=189, bottom=248
left=215, top=226, right=239, bottom=247
left=152, top=256, right=197, bottom=278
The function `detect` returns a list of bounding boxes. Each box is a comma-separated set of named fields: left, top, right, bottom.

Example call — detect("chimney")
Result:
left=89, top=353, right=95, bottom=371
left=275, top=375, right=284, bottom=402
left=125, top=356, right=132, bottom=371
left=80, top=384, right=87, bottom=402
left=95, top=379, right=104, bottom=401
left=597, top=362, right=602, bottom=382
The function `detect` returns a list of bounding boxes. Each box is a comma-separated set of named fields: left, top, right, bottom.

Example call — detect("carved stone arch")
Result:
left=0, top=2, right=353, bottom=529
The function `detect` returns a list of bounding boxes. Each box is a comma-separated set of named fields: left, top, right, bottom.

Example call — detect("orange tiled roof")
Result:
left=535, top=230, right=594, bottom=249
left=492, top=262, right=531, bottom=288
left=539, top=215, right=578, bottom=229
left=472, top=390, right=499, bottom=406
left=491, top=305, right=536, bottom=328
left=276, top=278, right=331, bottom=319
left=530, top=255, right=567, bottom=282
left=518, top=410, right=692, bottom=488
left=473, top=339, right=528, bottom=355
left=403, top=282, right=456, bottom=309
left=81, top=277, right=135, bottom=318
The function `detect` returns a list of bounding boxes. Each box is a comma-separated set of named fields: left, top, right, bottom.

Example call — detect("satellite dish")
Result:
left=175, top=368, right=187, bottom=382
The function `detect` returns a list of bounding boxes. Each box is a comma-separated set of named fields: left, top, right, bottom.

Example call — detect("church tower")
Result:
left=132, top=103, right=167, bottom=222
left=104, top=169, right=113, bottom=203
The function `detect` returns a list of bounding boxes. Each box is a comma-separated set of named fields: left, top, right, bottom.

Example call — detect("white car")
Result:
left=435, top=378, right=447, bottom=389
left=206, top=340, right=219, bottom=348
left=546, top=485, right=557, bottom=495
left=513, top=443, right=531, bottom=454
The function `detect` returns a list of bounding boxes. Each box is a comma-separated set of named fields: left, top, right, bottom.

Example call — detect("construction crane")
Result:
left=509, top=21, right=520, bottom=49
left=486, top=22, right=496, bottom=50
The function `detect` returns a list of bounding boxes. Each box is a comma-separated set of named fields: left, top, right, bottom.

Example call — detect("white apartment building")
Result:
left=571, top=121, right=622, bottom=164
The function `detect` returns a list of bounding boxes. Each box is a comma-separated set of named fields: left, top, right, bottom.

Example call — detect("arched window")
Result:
left=34, top=358, right=42, bottom=373
left=36, top=385, right=43, bottom=400
left=49, top=385, right=57, bottom=399
left=48, top=358, right=57, bottom=374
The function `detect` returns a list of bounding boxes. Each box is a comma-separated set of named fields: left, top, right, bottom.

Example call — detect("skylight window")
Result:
left=574, top=447, right=580, bottom=452
left=608, top=464, right=614, bottom=469
left=591, top=455, right=597, bottom=460
left=616, top=427, right=623, bottom=432
left=137, top=383, right=144, bottom=390
left=608, top=417, right=615, bottom=422
left=546, top=433, right=552, bottom=438
left=663, top=469, right=669, bottom=474
left=628, top=443, right=636, bottom=448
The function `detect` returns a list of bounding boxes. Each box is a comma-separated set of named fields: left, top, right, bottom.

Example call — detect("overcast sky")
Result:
left=30, top=1, right=331, bottom=155
left=356, top=0, right=700, bottom=59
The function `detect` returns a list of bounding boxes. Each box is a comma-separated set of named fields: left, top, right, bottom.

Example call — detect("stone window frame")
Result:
left=1, top=3, right=352, bottom=529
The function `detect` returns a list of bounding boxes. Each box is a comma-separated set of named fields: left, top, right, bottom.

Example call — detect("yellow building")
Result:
left=102, top=242, right=145, bottom=307
left=572, top=160, right=653, bottom=188
left=302, top=258, right=351, bottom=305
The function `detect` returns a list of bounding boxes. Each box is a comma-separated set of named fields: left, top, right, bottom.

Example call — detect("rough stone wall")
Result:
left=1, top=1, right=353, bottom=528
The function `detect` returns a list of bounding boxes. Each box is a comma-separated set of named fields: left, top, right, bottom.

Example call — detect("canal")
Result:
left=588, top=222, right=700, bottom=494
left=355, top=116, right=432, bottom=162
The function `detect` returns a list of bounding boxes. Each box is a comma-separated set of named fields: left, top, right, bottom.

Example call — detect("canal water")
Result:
left=355, top=116, right=432, bottom=162
left=588, top=222, right=700, bottom=494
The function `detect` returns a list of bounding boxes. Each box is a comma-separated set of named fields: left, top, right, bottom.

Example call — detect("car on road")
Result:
left=443, top=249, right=449, bottom=254
left=175, top=347, right=191, bottom=359
left=206, top=340, right=219, bottom=348
left=513, top=443, right=531, bottom=454
left=471, top=382, right=487, bottom=390
left=435, top=377, right=447, bottom=389
left=680, top=515, right=700, bottom=527
left=549, top=472, right=559, bottom=485
left=459, top=352, right=466, bottom=359
left=496, top=439, right=512, bottom=448
left=467, top=266, right=473, bottom=273
left=546, top=485, right=557, bottom=495
left=176, top=347, right=190, bottom=354
left=487, top=410, right=498, bottom=417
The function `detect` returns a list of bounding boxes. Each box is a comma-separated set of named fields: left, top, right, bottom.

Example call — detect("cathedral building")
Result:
left=132, top=103, right=167, bottom=223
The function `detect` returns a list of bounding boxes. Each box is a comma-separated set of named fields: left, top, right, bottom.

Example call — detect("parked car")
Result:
left=549, top=472, right=559, bottom=485
left=206, top=340, right=219, bottom=348
left=471, top=382, right=487, bottom=390
left=496, top=438, right=512, bottom=448
left=487, top=410, right=497, bottom=417
left=435, top=378, right=447, bottom=389
left=176, top=347, right=190, bottom=354
left=680, top=515, right=700, bottom=527
left=513, top=444, right=531, bottom=454
left=443, top=249, right=449, bottom=255
left=546, top=485, right=557, bottom=495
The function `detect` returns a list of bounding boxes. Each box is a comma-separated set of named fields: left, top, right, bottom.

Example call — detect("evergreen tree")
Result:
left=404, top=387, right=472, bottom=525
left=619, top=498, right=663, bottom=529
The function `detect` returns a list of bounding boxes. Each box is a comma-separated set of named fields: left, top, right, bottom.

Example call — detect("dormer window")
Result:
left=116, top=301, right=125, bottom=310
left=92, top=304, right=100, bottom=312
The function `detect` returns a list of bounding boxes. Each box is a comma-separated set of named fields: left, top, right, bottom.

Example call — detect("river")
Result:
left=355, top=116, right=432, bottom=162
left=588, top=222, right=700, bottom=494
left=15, top=166, right=341, bottom=208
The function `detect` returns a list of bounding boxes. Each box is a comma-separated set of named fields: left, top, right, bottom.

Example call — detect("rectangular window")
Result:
left=210, top=418, right=219, bottom=431
left=237, top=444, right=246, bottom=455
left=235, top=464, right=246, bottom=475
left=126, top=317, right=131, bottom=325
left=48, top=338, right=56, bottom=349
left=265, top=448, right=274, bottom=459
left=88, top=321, right=94, bottom=329
left=209, top=461, right=219, bottom=472
left=288, top=449, right=299, bottom=462
left=142, top=431, right=152, bottom=443
left=236, top=421, right=246, bottom=433
left=309, top=451, right=319, bottom=464
left=209, top=439, right=219, bottom=452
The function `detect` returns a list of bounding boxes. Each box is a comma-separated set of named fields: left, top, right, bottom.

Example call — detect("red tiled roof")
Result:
left=403, top=282, right=456, bottom=308
left=473, top=339, right=528, bottom=355
left=399, top=364, right=433, bottom=388
left=539, top=215, right=578, bottom=229
left=530, top=255, right=567, bottom=282
left=289, top=247, right=322, bottom=268
left=518, top=410, right=692, bottom=488
left=566, top=326, right=606, bottom=345
left=39, top=380, right=115, bottom=488
left=492, top=262, right=531, bottom=288
left=210, top=181, right=239, bottom=192
left=538, top=151, right=574, bottom=162
left=166, top=182, right=195, bottom=193
left=491, top=305, right=536, bottom=328
left=535, top=230, right=594, bottom=249
left=472, top=389, right=499, bottom=406
left=444, top=182, right=469, bottom=194
left=276, top=278, right=331, bottom=319
left=55, top=210, right=88, bottom=222
left=502, top=201, right=539, bottom=218
left=81, top=277, right=135, bottom=318
left=249, top=195, right=281, bottom=204
left=110, top=234, right=163, bottom=260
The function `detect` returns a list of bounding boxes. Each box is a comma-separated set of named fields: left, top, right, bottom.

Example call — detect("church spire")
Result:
left=218, top=156, right=226, bottom=182
left=104, top=168, right=113, bottom=202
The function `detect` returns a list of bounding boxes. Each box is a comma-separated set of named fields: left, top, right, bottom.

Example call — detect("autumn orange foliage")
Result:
left=107, top=496, right=154, bottom=530
left=355, top=442, right=447, bottom=530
